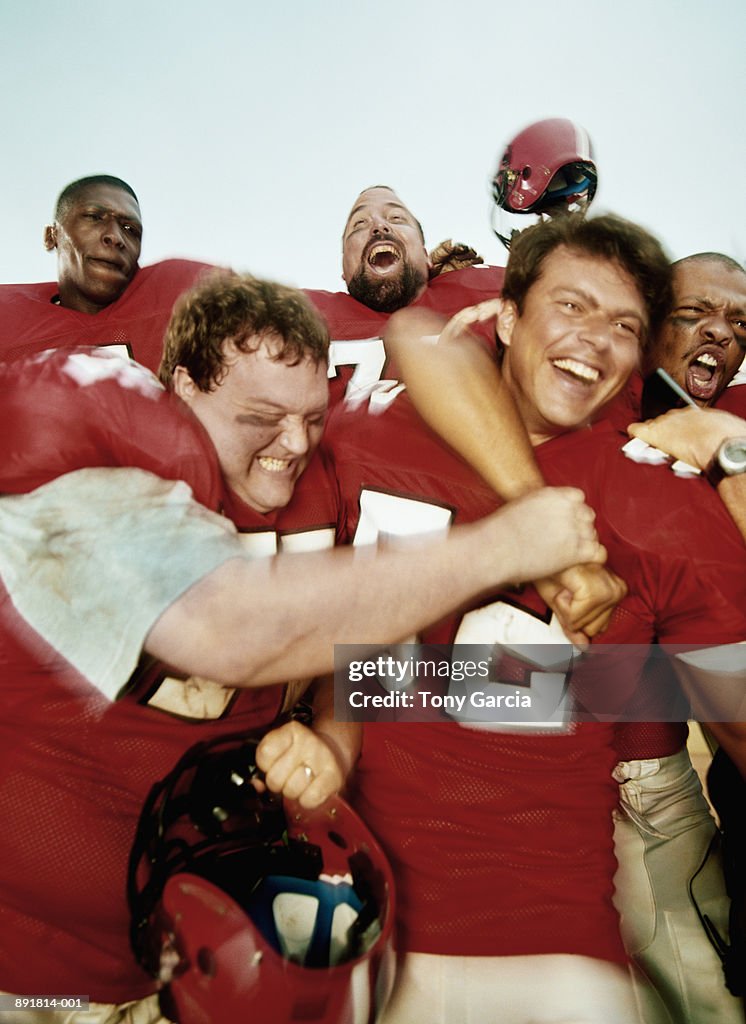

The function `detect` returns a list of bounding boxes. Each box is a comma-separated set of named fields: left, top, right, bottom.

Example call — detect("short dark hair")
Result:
left=502, top=213, right=673, bottom=346
left=674, top=252, right=746, bottom=277
left=159, top=272, right=329, bottom=392
left=350, top=185, right=426, bottom=244
left=55, top=175, right=139, bottom=220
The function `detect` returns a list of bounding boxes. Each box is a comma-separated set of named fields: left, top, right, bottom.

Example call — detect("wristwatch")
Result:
left=705, top=437, right=746, bottom=487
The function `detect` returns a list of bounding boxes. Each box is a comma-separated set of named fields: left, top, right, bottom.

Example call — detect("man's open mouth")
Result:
left=551, top=357, right=600, bottom=385
left=257, top=456, right=291, bottom=473
left=685, top=350, right=724, bottom=401
left=366, top=242, right=402, bottom=274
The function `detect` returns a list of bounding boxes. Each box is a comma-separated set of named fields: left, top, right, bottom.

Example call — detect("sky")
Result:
left=1, top=0, right=744, bottom=292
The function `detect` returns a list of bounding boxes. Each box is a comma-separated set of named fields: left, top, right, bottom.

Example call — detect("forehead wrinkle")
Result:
left=71, top=199, right=142, bottom=224
left=677, top=292, right=746, bottom=315
left=551, top=284, right=598, bottom=306
left=550, top=284, right=644, bottom=325
left=345, top=198, right=412, bottom=229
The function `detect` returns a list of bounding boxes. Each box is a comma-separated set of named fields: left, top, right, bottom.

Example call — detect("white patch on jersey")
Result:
left=62, top=349, right=163, bottom=398
left=622, top=437, right=701, bottom=478
left=147, top=526, right=335, bottom=718
left=328, top=336, right=405, bottom=410
left=352, top=490, right=452, bottom=691
left=147, top=675, right=235, bottom=719
left=280, top=527, right=335, bottom=553
left=451, top=603, right=578, bottom=733
left=354, top=489, right=452, bottom=547
left=622, top=436, right=669, bottom=465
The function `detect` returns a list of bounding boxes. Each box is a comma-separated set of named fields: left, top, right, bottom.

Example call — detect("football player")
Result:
left=381, top=244, right=746, bottom=1022
left=0, top=174, right=214, bottom=373
left=0, top=273, right=604, bottom=1022
left=639, top=253, right=746, bottom=414
left=323, top=214, right=746, bottom=1024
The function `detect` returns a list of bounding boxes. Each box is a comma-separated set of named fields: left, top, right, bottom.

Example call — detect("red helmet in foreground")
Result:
left=491, top=117, right=597, bottom=249
left=129, top=734, right=395, bottom=1023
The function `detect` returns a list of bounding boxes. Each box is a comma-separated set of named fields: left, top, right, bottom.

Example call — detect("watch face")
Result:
left=721, top=437, right=746, bottom=475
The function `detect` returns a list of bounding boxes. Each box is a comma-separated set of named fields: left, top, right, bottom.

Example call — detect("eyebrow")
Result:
left=675, top=294, right=746, bottom=316
left=235, top=401, right=327, bottom=420
left=344, top=201, right=411, bottom=229
left=81, top=202, right=142, bottom=225
left=552, top=286, right=644, bottom=323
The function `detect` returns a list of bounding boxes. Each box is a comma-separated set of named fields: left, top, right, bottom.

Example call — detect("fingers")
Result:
left=544, top=487, right=603, bottom=565
left=538, top=562, right=627, bottom=642
left=456, top=298, right=503, bottom=324
left=256, top=720, right=343, bottom=809
left=546, top=588, right=590, bottom=647
left=494, top=486, right=605, bottom=583
left=630, top=407, right=746, bottom=471
left=438, top=300, right=503, bottom=348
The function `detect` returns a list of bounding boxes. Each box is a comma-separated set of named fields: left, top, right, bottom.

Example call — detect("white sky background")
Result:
left=1, top=0, right=744, bottom=292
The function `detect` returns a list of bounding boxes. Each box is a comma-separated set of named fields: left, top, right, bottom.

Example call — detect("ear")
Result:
left=43, top=224, right=57, bottom=252
left=172, top=366, right=198, bottom=405
left=496, top=299, right=518, bottom=348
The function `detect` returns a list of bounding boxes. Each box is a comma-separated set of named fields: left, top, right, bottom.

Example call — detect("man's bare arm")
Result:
left=629, top=407, right=746, bottom=538
left=385, top=303, right=542, bottom=500
left=145, top=486, right=605, bottom=687
left=384, top=304, right=627, bottom=641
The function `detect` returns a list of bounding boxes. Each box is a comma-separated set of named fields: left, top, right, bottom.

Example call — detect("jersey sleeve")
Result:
left=0, top=348, right=222, bottom=508
left=0, top=467, right=244, bottom=699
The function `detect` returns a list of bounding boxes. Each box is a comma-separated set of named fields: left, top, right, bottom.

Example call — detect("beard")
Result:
left=346, top=259, right=428, bottom=313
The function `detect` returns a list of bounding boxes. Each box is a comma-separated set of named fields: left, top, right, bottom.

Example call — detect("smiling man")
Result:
left=496, top=245, right=645, bottom=440
left=0, top=175, right=213, bottom=372
left=311, top=183, right=505, bottom=418
left=160, top=274, right=329, bottom=518
left=341, top=185, right=433, bottom=313
left=324, top=214, right=746, bottom=1024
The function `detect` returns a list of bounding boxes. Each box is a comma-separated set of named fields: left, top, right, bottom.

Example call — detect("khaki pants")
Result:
left=613, top=748, right=745, bottom=1024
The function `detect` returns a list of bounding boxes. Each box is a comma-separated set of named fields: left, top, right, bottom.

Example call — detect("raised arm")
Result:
left=385, top=303, right=542, bottom=499
left=384, top=304, right=627, bottom=641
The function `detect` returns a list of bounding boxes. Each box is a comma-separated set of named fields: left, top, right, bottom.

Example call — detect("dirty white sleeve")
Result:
left=0, top=467, right=245, bottom=699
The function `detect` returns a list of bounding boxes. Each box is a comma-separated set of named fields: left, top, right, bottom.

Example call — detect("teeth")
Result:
left=695, top=353, right=718, bottom=367
left=368, top=243, right=400, bottom=263
left=552, top=358, right=599, bottom=383
left=257, top=457, right=290, bottom=473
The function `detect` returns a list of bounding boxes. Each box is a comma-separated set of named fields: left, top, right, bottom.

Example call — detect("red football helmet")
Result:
left=129, top=734, right=395, bottom=1023
left=491, top=118, right=597, bottom=249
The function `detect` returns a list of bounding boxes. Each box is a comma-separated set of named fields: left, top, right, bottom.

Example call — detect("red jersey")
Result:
left=0, top=347, right=220, bottom=503
left=326, top=389, right=746, bottom=962
left=716, top=381, right=746, bottom=416
left=0, top=259, right=213, bottom=373
left=0, top=350, right=338, bottom=1002
left=307, top=265, right=504, bottom=405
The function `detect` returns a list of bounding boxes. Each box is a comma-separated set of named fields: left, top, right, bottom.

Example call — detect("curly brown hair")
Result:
left=502, top=213, right=673, bottom=348
left=159, top=272, right=329, bottom=392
